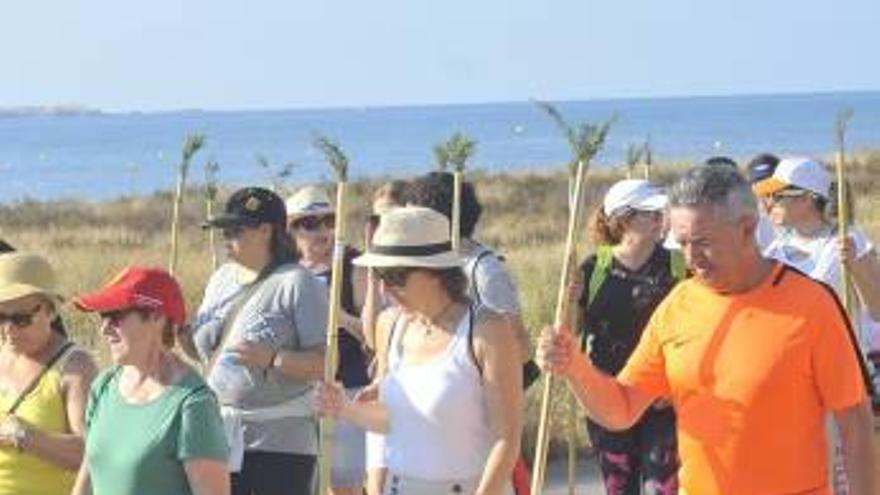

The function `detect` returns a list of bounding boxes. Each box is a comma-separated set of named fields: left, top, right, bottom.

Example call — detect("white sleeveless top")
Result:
left=380, top=308, right=494, bottom=480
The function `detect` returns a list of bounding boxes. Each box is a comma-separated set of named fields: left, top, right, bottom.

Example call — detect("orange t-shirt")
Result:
left=618, top=262, right=869, bottom=495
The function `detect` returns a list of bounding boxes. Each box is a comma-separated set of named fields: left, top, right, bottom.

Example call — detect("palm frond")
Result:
left=836, top=108, right=854, bottom=150
left=447, top=132, right=477, bottom=173
left=179, top=133, right=205, bottom=178
left=313, top=135, right=349, bottom=182
left=204, top=159, right=220, bottom=200
left=433, top=144, right=450, bottom=171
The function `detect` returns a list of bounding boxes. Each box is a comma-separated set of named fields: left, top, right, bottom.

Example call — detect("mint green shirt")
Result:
left=85, top=367, right=228, bottom=495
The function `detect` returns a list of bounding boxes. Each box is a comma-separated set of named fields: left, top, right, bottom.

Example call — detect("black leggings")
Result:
left=231, top=451, right=316, bottom=495
left=586, top=406, right=679, bottom=495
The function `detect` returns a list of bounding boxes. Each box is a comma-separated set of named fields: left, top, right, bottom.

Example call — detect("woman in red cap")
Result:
left=71, top=267, right=229, bottom=495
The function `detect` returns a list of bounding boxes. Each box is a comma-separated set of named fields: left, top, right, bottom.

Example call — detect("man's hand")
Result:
left=535, top=325, right=579, bottom=379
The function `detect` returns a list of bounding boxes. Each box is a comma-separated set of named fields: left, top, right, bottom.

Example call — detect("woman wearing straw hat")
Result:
left=72, top=267, right=229, bottom=495
left=574, top=179, right=682, bottom=495
left=286, top=185, right=370, bottom=495
left=193, top=186, right=328, bottom=495
left=755, top=157, right=880, bottom=493
left=0, top=252, right=97, bottom=495
left=317, top=206, right=523, bottom=495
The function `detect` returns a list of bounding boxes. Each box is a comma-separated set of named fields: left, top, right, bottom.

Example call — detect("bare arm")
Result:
left=834, top=401, right=877, bottom=495
left=16, top=350, right=97, bottom=471
left=474, top=312, right=523, bottom=495
left=71, top=461, right=92, bottom=495
left=272, top=347, right=325, bottom=382
left=185, top=458, right=231, bottom=495
left=361, top=269, right=383, bottom=351
left=536, top=325, right=656, bottom=431
left=849, top=249, right=880, bottom=320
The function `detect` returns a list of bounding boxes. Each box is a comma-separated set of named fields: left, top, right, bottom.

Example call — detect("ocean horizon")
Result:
left=1, top=90, right=879, bottom=203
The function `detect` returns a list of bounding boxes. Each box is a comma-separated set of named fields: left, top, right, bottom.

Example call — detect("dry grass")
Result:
left=3, top=152, right=880, bottom=459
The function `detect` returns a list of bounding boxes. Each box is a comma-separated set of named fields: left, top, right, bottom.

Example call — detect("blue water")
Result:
left=1, top=91, right=879, bottom=202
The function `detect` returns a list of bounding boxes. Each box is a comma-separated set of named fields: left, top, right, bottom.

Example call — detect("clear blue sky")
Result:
left=1, top=0, right=877, bottom=111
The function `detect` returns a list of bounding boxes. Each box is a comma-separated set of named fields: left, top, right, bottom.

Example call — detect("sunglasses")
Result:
left=292, top=215, right=335, bottom=232
left=770, top=189, right=809, bottom=204
left=374, top=267, right=417, bottom=287
left=100, top=308, right=151, bottom=326
left=0, top=304, right=43, bottom=328
left=368, top=214, right=381, bottom=229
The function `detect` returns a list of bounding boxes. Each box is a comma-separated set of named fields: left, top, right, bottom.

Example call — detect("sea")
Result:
left=1, top=91, right=878, bottom=202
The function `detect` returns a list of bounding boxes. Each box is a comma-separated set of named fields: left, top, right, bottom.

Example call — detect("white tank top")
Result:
left=380, top=308, right=494, bottom=480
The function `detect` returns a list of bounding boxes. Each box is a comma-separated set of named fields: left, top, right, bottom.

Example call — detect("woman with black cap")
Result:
left=191, top=186, right=329, bottom=495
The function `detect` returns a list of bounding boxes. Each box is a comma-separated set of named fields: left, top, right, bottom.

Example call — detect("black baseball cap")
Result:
left=202, top=187, right=287, bottom=229
left=703, top=156, right=739, bottom=169
left=746, top=153, right=780, bottom=185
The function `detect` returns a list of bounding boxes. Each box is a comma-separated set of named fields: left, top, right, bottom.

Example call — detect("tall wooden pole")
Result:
left=532, top=159, right=589, bottom=495
left=318, top=180, right=348, bottom=495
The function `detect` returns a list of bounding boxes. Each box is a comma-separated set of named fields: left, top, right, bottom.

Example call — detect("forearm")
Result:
left=566, top=358, right=645, bottom=431
left=71, top=463, right=92, bottom=495
left=272, top=348, right=325, bottom=381
left=475, top=436, right=520, bottom=495
left=850, top=257, right=880, bottom=320
left=339, top=400, right=390, bottom=433
left=839, top=402, right=877, bottom=495
left=22, top=430, right=84, bottom=471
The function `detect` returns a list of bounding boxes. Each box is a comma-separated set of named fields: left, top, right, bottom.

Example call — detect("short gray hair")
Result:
left=668, top=165, right=758, bottom=222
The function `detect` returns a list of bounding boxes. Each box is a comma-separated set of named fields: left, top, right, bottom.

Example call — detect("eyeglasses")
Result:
left=221, top=225, right=246, bottom=240
left=292, top=215, right=335, bottom=232
left=770, top=190, right=809, bottom=204
left=0, top=304, right=43, bottom=328
left=100, top=308, right=150, bottom=326
left=374, top=267, right=417, bottom=287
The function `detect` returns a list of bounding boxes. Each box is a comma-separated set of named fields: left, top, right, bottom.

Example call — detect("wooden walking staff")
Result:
left=314, top=135, right=350, bottom=495
left=168, top=133, right=205, bottom=276
left=835, top=109, right=855, bottom=317
left=439, top=132, right=477, bottom=251
left=532, top=159, right=589, bottom=494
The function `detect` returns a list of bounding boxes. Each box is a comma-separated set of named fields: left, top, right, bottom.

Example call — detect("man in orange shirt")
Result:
left=537, top=165, right=876, bottom=494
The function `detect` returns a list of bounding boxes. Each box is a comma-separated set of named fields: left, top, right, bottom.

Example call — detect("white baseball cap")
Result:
left=753, top=157, right=831, bottom=199
left=285, top=186, right=335, bottom=219
left=603, top=179, right=668, bottom=217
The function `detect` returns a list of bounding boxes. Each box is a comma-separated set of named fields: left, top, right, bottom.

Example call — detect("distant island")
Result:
left=0, top=105, right=103, bottom=117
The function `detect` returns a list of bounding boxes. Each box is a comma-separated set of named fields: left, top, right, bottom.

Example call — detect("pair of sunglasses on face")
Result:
left=770, top=188, right=810, bottom=204
left=0, top=304, right=43, bottom=328
left=291, top=215, right=335, bottom=232
left=374, top=267, right=418, bottom=287
left=99, top=308, right=152, bottom=326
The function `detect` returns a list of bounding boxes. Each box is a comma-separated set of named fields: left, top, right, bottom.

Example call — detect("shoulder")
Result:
left=472, top=305, right=516, bottom=348
left=60, top=346, right=99, bottom=386
left=88, top=366, right=121, bottom=401
left=772, top=263, right=846, bottom=311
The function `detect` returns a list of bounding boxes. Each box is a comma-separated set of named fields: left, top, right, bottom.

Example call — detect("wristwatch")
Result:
left=11, top=421, right=29, bottom=452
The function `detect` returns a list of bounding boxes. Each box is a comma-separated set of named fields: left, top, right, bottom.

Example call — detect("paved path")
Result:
left=542, top=456, right=605, bottom=495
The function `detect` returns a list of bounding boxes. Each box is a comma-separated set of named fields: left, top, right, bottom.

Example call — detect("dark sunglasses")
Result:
left=221, top=225, right=247, bottom=240
left=374, top=267, right=417, bottom=287
left=0, top=304, right=43, bottom=328
left=100, top=308, right=151, bottom=325
left=292, top=215, right=335, bottom=231
left=770, top=189, right=809, bottom=204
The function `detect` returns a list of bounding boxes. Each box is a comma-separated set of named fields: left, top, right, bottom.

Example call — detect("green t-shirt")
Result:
left=85, top=367, right=228, bottom=495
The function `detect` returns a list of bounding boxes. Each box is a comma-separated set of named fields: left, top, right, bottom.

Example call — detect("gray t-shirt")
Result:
left=192, top=262, right=328, bottom=455
left=462, top=243, right=522, bottom=314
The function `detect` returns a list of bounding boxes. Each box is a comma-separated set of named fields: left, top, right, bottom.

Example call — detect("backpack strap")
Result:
left=467, top=304, right=482, bottom=377
left=586, top=245, right=614, bottom=309
left=469, top=249, right=495, bottom=306
left=669, top=249, right=687, bottom=281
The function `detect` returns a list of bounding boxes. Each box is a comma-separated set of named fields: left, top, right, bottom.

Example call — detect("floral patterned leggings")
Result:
left=586, top=406, right=679, bottom=495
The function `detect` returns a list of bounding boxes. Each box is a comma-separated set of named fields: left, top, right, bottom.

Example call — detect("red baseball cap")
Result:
left=75, top=267, right=186, bottom=326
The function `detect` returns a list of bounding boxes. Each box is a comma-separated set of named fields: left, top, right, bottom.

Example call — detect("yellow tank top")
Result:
left=0, top=347, right=78, bottom=495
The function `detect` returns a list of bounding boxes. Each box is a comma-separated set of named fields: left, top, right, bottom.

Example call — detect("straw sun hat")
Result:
left=353, top=206, right=462, bottom=269
left=286, top=186, right=335, bottom=219
left=0, top=252, right=64, bottom=304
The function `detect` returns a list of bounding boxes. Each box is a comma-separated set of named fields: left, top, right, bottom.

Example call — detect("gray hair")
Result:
left=668, top=165, right=758, bottom=222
